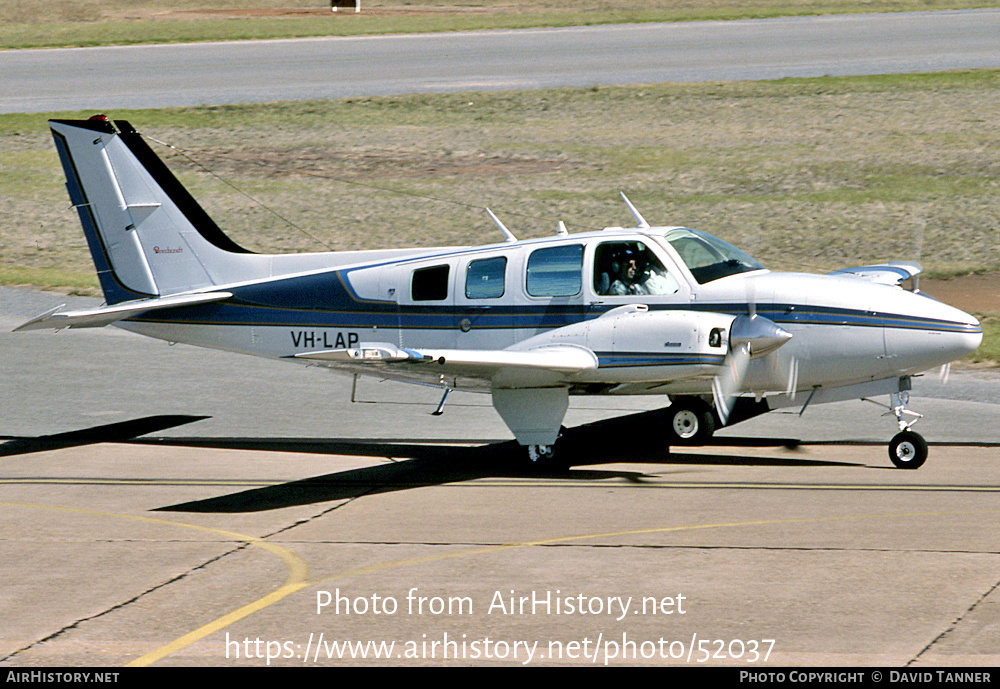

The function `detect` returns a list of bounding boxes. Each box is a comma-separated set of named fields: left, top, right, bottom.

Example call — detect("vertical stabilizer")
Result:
left=50, top=117, right=253, bottom=305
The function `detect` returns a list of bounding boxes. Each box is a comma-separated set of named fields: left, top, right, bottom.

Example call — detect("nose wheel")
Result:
left=872, top=389, right=928, bottom=469
left=863, top=385, right=931, bottom=469
left=889, top=430, right=927, bottom=469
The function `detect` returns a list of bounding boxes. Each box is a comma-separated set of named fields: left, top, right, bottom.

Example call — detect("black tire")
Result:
left=667, top=398, right=716, bottom=446
left=525, top=444, right=569, bottom=472
left=889, top=430, right=928, bottom=469
left=524, top=427, right=569, bottom=473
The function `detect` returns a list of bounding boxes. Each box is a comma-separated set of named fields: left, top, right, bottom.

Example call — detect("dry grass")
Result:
left=2, top=0, right=995, bottom=24
left=3, top=73, right=999, bottom=296
left=2, top=1, right=998, bottom=48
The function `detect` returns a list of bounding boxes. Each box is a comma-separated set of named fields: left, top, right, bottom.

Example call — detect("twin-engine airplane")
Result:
left=18, top=117, right=983, bottom=469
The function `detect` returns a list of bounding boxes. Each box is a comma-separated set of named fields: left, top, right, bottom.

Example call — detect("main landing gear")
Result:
left=665, top=397, right=716, bottom=446
left=525, top=427, right=569, bottom=472
left=525, top=444, right=570, bottom=472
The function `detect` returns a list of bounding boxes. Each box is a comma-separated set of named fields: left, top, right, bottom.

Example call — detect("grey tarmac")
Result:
left=3, top=9, right=1000, bottom=114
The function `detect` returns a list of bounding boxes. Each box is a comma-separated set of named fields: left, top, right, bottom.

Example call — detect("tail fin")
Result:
left=50, top=116, right=253, bottom=305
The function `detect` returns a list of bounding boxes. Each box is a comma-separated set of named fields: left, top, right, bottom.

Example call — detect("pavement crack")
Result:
left=907, top=575, right=1000, bottom=666
left=1, top=496, right=357, bottom=663
left=1, top=539, right=254, bottom=663
left=262, top=496, right=361, bottom=541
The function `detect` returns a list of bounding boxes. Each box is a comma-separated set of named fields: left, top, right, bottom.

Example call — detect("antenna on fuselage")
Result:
left=557, top=221, right=568, bottom=236
left=620, top=192, right=650, bottom=229
left=486, top=208, right=518, bottom=243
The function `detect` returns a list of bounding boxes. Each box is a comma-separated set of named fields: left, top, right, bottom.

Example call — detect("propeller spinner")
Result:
left=729, top=313, right=793, bottom=359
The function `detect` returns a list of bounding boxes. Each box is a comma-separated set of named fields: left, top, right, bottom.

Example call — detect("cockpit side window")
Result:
left=593, top=241, right=679, bottom=296
left=526, top=244, right=583, bottom=297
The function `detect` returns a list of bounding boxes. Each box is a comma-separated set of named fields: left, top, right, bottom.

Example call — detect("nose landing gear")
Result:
left=882, top=391, right=928, bottom=469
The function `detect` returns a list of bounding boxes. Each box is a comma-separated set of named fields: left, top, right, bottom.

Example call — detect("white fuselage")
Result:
left=120, top=227, right=982, bottom=400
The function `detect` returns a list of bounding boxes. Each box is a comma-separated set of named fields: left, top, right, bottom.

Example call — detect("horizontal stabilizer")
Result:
left=14, top=291, right=233, bottom=332
left=295, top=342, right=598, bottom=387
left=828, top=261, right=922, bottom=286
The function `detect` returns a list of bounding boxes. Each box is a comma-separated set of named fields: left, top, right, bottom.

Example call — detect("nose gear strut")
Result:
left=863, top=387, right=928, bottom=469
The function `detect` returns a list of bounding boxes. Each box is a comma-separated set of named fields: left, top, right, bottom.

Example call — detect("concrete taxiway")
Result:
left=2, top=286, right=1000, bottom=666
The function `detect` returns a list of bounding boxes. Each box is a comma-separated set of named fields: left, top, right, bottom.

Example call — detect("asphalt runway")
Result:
left=3, top=9, right=1000, bottom=113
left=2, top=287, right=1000, bottom=666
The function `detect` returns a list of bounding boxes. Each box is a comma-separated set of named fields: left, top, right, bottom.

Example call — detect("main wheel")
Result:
left=524, top=427, right=569, bottom=472
left=667, top=398, right=716, bottom=445
left=889, top=430, right=928, bottom=469
left=525, top=443, right=569, bottom=472
left=527, top=444, right=555, bottom=463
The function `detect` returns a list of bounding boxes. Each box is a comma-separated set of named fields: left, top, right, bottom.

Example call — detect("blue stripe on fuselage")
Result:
left=124, top=267, right=981, bottom=336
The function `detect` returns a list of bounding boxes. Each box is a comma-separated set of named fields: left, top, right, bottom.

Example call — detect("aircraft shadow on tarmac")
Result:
left=0, top=415, right=209, bottom=457
left=0, top=410, right=857, bottom=513
left=141, top=409, right=856, bottom=514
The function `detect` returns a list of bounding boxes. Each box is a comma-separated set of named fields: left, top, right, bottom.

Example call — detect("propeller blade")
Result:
left=785, top=356, right=800, bottom=401
left=712, top=343, right=751, bottom=426
left=938, top=362, right=951, bottom=385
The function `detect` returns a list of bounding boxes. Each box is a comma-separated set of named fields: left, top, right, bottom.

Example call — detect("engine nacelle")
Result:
left=515, top=305, right=739, bottom=384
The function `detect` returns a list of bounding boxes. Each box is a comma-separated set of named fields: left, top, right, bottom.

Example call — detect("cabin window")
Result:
left=526, top=244, right=583, bottom=297
left=594, top=241, right=679, bottom=296
left=466, top=256, right=506, bottom=299
left=411, top=265, right=450, bottom=301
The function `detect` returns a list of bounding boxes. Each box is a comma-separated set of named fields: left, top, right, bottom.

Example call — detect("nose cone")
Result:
left=946, top=307, right=983, bottom=358
left=885, top=293, right=982, bottom=372
left=925, top=298, right=982, bottom=357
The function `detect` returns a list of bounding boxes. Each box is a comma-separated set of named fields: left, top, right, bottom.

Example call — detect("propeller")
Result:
left=711, top=338, right=751, bottom=425
left=938, top=362, right=951, bottom=385
left=784, top=355, right=800, bottom=401
left=712, top=311, right=793, bottom=425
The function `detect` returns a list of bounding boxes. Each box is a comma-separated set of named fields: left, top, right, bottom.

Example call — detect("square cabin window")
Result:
left=526, top=244, right=583, bottom=297
left=466, top=257, right=506, bottom=299
left=411, top=265, right=450, bottom=301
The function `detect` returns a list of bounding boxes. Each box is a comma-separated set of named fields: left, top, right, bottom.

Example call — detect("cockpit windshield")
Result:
left=662, top=228, right=765, bottom=284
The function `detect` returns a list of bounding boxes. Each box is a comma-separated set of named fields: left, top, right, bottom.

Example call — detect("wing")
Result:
left=293, top=342, right=599, bottom=390
left=14, top=291, right=233, bottom=331
left=827, top=261, right=922, bottom=286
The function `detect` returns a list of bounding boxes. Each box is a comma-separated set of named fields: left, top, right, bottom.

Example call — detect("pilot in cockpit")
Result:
left=597, top=244, right=678, bottom=296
